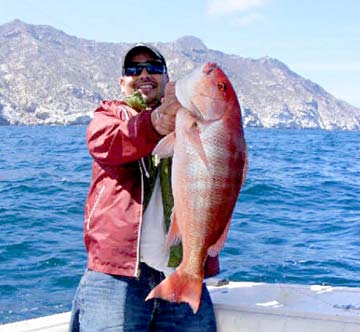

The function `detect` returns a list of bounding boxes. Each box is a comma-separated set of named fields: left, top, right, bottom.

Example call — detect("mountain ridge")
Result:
left=0, top=19, right=359, bottom=130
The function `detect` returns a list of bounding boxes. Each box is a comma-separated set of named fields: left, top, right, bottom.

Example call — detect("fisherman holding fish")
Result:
left=69, top=44, right=220, bottom=331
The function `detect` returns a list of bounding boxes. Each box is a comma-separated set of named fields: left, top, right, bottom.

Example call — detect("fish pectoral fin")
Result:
left=207, top=220, right=231, bottom=257
left=187, top=125, right=209, bottom=168
left=166, top=211, right=182, bottom=247
left=152, top=132, right=176, bottom=158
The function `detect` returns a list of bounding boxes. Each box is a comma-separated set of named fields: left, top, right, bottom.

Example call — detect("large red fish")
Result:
left=147, top=62, right=248, bottom=313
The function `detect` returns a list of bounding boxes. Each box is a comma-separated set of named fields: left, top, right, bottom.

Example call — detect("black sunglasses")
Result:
left=123, top=62, right=167, bottom=76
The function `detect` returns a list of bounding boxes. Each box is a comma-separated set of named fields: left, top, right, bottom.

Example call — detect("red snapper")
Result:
left=146, top=62, right=248, bottom=313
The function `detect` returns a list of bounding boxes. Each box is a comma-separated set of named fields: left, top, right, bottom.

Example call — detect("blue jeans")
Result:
left=69, top=264, right=217, bottom=331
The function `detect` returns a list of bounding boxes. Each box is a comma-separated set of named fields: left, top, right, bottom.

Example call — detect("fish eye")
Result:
left=217, top=82, right=227, bottom=92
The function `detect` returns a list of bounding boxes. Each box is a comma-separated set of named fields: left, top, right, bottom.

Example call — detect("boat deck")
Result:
left=1, top=282, right=360, bottom=332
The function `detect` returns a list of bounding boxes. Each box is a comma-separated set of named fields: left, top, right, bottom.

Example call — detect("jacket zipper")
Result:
left=135, top=160, right=150, bottom=278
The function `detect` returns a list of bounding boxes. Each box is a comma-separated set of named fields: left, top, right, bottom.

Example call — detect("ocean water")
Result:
left=0, top=126, right=359, bottom=324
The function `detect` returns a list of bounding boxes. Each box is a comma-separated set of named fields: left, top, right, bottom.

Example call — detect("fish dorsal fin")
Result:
left=207, top=219, right=231, bottom=257
left=152, top=132, right=176, bottom=158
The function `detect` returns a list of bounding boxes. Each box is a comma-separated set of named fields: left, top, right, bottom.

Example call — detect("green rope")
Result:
left=124, top=91, right=148, bottom=112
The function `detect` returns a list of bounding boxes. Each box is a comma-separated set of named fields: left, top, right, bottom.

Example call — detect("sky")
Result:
left=1, top=0, right=359, bottom=107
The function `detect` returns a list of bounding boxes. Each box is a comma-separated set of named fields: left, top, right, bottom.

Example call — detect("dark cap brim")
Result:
left=122, top=43, right=167, bottom=70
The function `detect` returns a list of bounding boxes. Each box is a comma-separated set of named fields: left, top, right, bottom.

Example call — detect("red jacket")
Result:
left=84, top=100, right=219, bottom=277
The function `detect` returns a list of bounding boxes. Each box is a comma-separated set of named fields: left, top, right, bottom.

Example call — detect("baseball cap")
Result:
left=122, top=43, right=167, bottom=73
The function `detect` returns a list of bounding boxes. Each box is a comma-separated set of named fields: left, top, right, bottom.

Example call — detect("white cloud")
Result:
left=207, top=0, right=269, bottom=16
left=234, top=13, right=264, bottom=25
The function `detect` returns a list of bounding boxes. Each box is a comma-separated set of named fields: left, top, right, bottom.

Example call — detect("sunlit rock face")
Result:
left=0, top=20, right=359, bottom=130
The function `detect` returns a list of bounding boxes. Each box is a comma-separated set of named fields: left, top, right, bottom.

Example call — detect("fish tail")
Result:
left=145, top=269, right=203, bottom=314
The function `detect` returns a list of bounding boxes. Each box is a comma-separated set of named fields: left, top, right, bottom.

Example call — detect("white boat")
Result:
left=1, top=281, right=360, bottom=332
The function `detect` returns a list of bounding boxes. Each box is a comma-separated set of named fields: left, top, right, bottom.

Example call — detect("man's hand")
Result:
left=151, top=82, right=181, bottom=136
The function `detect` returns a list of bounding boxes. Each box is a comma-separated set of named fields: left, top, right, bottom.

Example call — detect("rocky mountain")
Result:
left=0, top=19, right=359, bottom=130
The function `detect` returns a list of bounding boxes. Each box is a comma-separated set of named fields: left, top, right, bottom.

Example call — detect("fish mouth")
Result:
left=175, top=73, right=205, bottom=120
left=203, top=62, right=218, bottom=75
left=175, top=62, right=226, bottom=121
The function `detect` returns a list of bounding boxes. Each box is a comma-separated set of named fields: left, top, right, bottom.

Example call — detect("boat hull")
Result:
left=1, top=282, right=360, bottom=332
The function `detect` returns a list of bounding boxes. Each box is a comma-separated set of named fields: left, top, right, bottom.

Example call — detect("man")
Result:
left=69, top=44, right=218, bottom=331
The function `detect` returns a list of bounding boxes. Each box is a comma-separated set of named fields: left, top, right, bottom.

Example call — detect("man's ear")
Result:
left=119, top=77, right=125, bottom=92
left=162, top=74, right=169, bottom=89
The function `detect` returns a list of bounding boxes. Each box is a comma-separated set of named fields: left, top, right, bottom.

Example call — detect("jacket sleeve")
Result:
left=86, top=101, right=163, bottom=166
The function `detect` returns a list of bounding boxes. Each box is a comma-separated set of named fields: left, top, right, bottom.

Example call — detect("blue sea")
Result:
left=0, top=126, right=359, bottom=324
